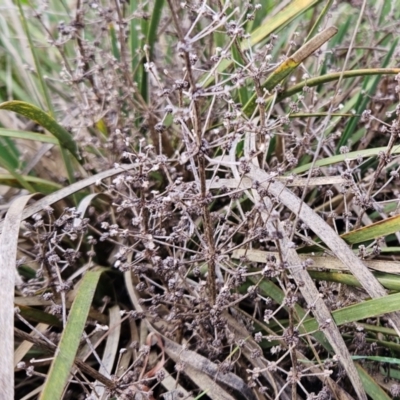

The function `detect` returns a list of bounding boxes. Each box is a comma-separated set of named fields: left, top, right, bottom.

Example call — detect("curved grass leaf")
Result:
left=39, top=268, right=103, bottom=400
left=0, top=101, right=81, bottom=161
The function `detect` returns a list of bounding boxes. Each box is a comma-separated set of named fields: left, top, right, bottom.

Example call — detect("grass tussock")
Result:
left=2, top=0, right=400, bottom=399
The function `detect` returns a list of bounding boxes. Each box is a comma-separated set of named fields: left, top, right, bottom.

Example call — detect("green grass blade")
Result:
left=147, top=0, right=164, bottom=51
left=336, top=38, right=399, bottom=151
left=0, top=128, right=58, bottom=144
left=355, top=364, right=392, bottom=400
left=109, top=24, right=120, bottom=60
left=0, top=136, right=21, bottom=169
left=253, top=277, right=331, bottom=349
left=17, top=305, right=63, bottom=328
left=309, top=270, right=400, bottom=291
left=0, top=152, right=35, bottom=192
left=318, top=12, right=352, bottom=79
left=304, top=0, right=334, bottom=42
left=0, top=101, right=81, bottom=162
left=248, top=0, right=322, bottom=48
left=276, top=68, right=400, bottom=107
left=289, top=112, right=357, bottom=118
left=39, top=268, right=104, bottom=400
left=302, top=291, right=400, bottom=332
left=16, top=0, right=53, bottom=114
left=139, top=3, right=149, bottom=102
left=138, top=0, right=164, bottom=102
left=0, top=173, right=62, bottom=194
left=341, top=214, right=400, bottom=245
left=231, top=44, right=249, bottom=106
left=129, top=0, right=141, bottom=77
left=245, top=1, right=271, bottom=33
left=353, top=356, right=400, bottom=365
left=290, top=145, right=400, bottom=174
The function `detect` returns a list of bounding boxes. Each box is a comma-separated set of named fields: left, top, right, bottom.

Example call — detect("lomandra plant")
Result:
left=3, top=0, right=400, bottom=399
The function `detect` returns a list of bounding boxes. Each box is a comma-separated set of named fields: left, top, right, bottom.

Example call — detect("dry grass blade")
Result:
left=160, top=371, right=194, bottom=400
left=207, top=176, right=346, bottom=189
left=91, top=305, right=121, bottom=399
left=163, top=338, right=256, bottom=400
left=246, top=165, right=400, bottom=333
left=0, top=194, right=35, bottom=400
left=232, top=249, right=400, bottom=274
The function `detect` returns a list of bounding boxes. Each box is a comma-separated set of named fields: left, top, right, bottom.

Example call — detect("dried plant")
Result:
left=1, top=0, right=400, bottom=399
